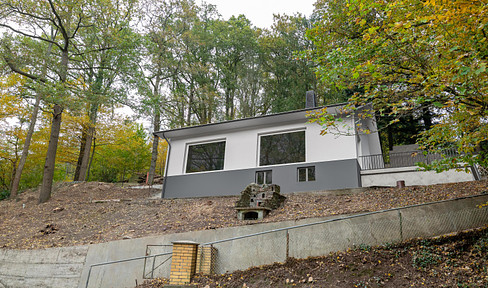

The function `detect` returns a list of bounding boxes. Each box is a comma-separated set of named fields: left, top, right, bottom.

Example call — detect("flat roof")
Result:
left=154, top=103, right=347, bottom=140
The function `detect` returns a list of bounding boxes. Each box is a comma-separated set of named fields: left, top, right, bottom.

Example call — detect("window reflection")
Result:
left=186, top=141, right=225, bottom=173
left=260, top=131, right=305, bottom=166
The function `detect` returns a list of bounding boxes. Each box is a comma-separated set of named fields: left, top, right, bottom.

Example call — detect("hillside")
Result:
left=139, top=227, right=488, bottom=287
left=0, top=180, right=487, bottom=250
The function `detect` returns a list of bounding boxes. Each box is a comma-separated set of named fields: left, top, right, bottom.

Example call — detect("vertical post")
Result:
left=169, top=241, right=199, bottom=285
left=286, top=230, right=290, bottom=260
left=397, top=210, right=403, bottom=242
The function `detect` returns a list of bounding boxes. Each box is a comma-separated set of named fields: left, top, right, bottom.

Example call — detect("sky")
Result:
left=204, top=0, right=317, bottom=28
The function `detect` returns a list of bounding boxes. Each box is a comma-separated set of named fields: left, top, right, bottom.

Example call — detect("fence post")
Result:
left=397, top=210, right=403, bottom=242
left=286, top=230, right=290, bottom=260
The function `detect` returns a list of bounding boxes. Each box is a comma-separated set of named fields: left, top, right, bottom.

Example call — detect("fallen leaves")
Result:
left=0, top=180, right=486, bottom=250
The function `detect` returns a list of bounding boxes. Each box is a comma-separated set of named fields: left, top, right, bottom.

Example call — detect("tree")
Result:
left=260, top=14, right=318, bottom=113
left=1, top=0, right=142, bottom=202
left=0, top=0, right=89, bottom=202
left=308, top=0, right=488, bottom=170
left=8, top=30, right=56, bottom=199
left=89, top=114, right=151, bottom=183
left=71, top=0, right=140, bottom=182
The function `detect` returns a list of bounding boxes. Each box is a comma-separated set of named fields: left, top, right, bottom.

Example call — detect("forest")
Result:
left=0, top=0, right=487, bottom=203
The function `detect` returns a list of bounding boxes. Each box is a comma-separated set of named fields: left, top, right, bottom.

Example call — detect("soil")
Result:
left=0, top=180, right=487, bottom=251
left=184, top=227, right=488, bottom=288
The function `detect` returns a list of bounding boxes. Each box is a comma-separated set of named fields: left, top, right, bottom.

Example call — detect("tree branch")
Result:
left=0, top=24, right=62, bottom=50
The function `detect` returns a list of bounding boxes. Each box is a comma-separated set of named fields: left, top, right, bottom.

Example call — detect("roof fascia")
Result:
left=154, top=103, right=348, bottom=140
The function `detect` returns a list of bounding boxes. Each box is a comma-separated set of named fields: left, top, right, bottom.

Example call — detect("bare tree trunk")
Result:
left=186, top=80, right=194, bottom=125
left=77, top=105, right=98, bottom=181
left=73, top=125, right=87, bottom=180
left=148, top=110, right=161, bottom=185
left=39, top=42, right=68, bottom=203
left=39, top=104, right=63, bottom=203
left=77, top=125, right=94, bottom=181
left=147, top=74, right=161, bottom=185
left=10, top=32, right=56, bottom=199
left=86, top=137, right=96, bottom=181
left=9, top=93, right=42, bottom=199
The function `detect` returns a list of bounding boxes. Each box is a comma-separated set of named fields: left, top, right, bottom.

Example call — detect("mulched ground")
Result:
left=0, top=180, right=487, bottom=250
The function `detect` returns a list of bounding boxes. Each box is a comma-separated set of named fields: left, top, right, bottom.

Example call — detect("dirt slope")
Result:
left=0, top=180, right=487, bottom=250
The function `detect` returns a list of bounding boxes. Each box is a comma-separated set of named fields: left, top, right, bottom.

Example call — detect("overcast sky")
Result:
left=204, top=0, right=317, bottom=28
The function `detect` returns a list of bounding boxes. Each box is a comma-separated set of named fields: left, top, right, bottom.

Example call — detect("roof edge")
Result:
left=154, top=102, right=349, bottom=138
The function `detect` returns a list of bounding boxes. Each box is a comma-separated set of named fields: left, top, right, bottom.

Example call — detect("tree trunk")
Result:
left=73, top=125, right=87, bottom=180
left=86, top=137, right=96, bottom=181
left=10, top=32, right=55, bottom=199
left=9, top=92, right=42, bottom=199
left=421, top=107, right=433, bottom=130
left=186, top=80, right=194, bottom=125
left=39, top=104, right=63, bottom=203
left=148, top=74, right=162, bottom=185
left=77, top=125, right=94, bottom=181
left=78, top=105, right=98, bottom=181
left=39, top=44, right=68, bottom=203
left=148, top=110, right=161, bottom=185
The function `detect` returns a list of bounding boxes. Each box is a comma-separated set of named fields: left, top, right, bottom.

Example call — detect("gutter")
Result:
left=156, top=131, right=171, bottom=199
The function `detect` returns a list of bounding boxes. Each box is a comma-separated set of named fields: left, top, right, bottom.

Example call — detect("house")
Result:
left=154, top=93, right=383, bottom=198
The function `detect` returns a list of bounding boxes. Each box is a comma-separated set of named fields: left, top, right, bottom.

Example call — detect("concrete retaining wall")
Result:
left=361, top=166, right=475, bottom=187
left=1, top=194, right=487, bottom=288
left=0, top=246, right=88, bottom=288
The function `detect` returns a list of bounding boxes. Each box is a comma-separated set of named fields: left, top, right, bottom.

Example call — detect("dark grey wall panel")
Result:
left=163, top=159, right=361, bottom=198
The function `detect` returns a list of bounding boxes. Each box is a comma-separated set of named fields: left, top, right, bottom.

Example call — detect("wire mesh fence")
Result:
left=85, top=194, right=488, bottom=287
left=198, top=194, right=488, bottom=275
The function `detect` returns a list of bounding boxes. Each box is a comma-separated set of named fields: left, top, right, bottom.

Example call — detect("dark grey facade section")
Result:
left=163, top=159, right=361, bottom=198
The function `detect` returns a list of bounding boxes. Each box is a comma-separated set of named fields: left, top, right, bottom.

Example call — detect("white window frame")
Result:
left=184, top=138, right=226, bottom=174
left=297, top=166, right=316, bottom=182
left=257, top=128, right=306, bottom=167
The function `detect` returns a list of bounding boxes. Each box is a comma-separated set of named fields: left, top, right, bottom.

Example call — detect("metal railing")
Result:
left=84, top=251, right=172, bottom=288
left=199, top=194, right=488, bottom=275
left=84, top=194, right=488, bottom=287
left=359, top=149, right=459, bottom=170
left=143, top=245, right=173, bottom=279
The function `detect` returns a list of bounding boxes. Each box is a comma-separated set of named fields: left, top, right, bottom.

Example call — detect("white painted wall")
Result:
left=357, top=117, right=382, bottom=157
left=361, top=167, right=475, bottom=187
left=166, top=116, right=358, bottom=176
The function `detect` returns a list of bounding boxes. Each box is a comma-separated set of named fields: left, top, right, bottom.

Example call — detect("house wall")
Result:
left=163, top=159, right=361, bottom=198
left=361, top=166, right=475, bottom=187
left=357, top=117, right=382, bottom=157
left=166, top=116, right=357, bottom=177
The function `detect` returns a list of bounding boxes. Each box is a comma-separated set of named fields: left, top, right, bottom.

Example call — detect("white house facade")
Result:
left=154, top=103, right=383, bottom=198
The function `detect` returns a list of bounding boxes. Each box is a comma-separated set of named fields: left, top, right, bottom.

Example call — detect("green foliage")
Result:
left=412, top=250, right=442, bottom=269
left=307, top=0, right=488, bottom=170
left=90, top=121, right=151, bottom=183
left=260, top=14, right=319, bottom=113
left=0, top=189, right=9, bottom=201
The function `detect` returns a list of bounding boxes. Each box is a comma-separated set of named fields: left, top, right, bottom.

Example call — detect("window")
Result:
left=255, top=170, right=272, bottom=184
left=186, top=141, right=225, bottom=173
left=298, top=166, right=315, bottom=182
left=259, top=131, right=305, bottom=166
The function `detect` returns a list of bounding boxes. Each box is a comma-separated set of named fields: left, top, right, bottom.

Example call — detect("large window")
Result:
left=186, top=141, right=226, bottom=173
left=259, top=130, right=305, bottom=166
